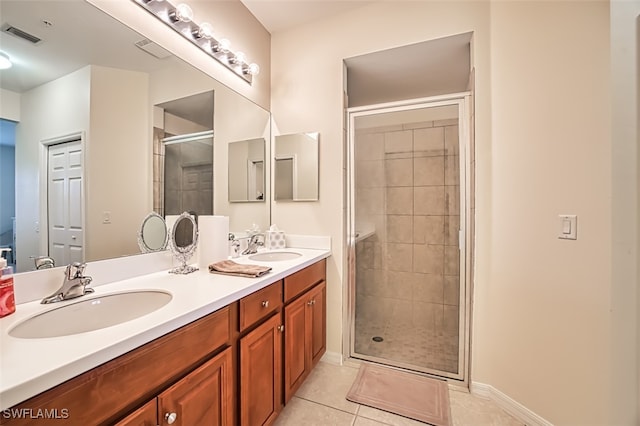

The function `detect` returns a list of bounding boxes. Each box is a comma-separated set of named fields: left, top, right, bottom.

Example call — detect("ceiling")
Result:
left=0, top=0, right=177, bottom=94
left=1, top=0, right=471, bottom=114
left=240, top=0, right=376, bottom=34
left=0, top=0, right=213, bottom=127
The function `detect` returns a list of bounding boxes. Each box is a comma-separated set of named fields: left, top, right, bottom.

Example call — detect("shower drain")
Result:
left=372, top=336, right=384, bottom=342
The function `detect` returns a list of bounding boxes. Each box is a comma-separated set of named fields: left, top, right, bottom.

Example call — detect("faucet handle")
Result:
left=75, top=262, right=87, bottom=276
left=66, top=262, right=86, bottom=279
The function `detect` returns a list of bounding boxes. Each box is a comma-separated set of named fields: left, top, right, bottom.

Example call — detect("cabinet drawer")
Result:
left=240, top=281, right=283, bottom=332
left=284, top=259, right=326, bottom=303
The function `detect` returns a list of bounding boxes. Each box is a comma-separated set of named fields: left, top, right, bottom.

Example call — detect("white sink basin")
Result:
left=248, top=251, right=302, bottom=262
left=9, top=290, right=172, bottom=339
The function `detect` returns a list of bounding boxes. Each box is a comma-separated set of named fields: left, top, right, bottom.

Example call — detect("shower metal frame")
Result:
left=345, top=92, right=472, bottom=385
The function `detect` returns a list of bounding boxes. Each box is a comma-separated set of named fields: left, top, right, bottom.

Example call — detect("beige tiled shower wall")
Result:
left=355, top=119, right=460, bottom=372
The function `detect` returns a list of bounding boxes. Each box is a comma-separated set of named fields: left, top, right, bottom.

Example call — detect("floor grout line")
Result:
left=294, top=395, right=360, bottom=417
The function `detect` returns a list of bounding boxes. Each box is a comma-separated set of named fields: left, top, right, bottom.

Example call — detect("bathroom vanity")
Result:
left=0, top=249, right=329, bottom=425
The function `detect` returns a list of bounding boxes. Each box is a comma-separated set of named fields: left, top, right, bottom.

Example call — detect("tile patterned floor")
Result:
left=355, top=321, right=459, bottom=374
left=274, top=361, right=524, bottom=426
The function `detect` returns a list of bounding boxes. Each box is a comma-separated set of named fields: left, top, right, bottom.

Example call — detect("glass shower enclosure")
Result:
left=347, top=94, right=471, bottom=382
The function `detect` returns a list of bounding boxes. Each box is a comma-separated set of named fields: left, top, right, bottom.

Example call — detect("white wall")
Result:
left=16, top=67, right=91, bottom=271
left=611, top=1, right=640, bottom=423
left=486, top=2, right=615, bottom=424
left=271, top=0, right=491, bottom=392
left=271, top=0, right=636, bottom=424
left=86, top=65, right=150, bottom=262
left=0, top=89, right=20, bottom=122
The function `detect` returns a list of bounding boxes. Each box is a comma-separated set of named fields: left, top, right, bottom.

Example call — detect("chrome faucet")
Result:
left=41, top=262, right=94, bottom=304
left=32, top=256, right=55, bottom=270
left=242, top=233, right=264, bottom=255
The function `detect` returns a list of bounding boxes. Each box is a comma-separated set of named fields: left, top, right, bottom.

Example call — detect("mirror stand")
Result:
left=168, top=212, right=199, bottom=274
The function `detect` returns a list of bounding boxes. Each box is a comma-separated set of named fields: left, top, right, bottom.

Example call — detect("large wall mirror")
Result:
left=274, top=132, right=320, bottom=201
left=0, top=0, right=270, bottom=273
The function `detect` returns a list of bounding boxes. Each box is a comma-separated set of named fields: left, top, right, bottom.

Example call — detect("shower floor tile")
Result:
left=355, top=320, right=459, bottom=374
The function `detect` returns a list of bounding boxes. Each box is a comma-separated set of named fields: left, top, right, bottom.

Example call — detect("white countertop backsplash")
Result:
left=0, top=236, right=330, bottom=411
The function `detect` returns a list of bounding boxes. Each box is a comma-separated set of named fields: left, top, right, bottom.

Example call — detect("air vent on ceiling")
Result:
left=2, top=24, right=42, bottom=44
left=135, top=39, right=172, bottom=59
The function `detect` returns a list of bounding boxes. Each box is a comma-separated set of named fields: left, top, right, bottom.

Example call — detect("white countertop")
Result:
left=0, top=248, right=330, bottom=410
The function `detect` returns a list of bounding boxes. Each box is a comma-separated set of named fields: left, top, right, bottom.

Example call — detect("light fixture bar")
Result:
left=132, top=0, right=259, bottom=84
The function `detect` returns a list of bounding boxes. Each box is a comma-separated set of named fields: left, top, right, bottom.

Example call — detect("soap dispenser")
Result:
left=0, top=248, right=15, bottom=317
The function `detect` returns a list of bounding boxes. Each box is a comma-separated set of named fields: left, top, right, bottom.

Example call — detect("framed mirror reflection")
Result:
left=274, top=132, right=320, bottom=201
left=0, top=0, right=270, bottom=273
left=228, top=138, right=266, bottom=203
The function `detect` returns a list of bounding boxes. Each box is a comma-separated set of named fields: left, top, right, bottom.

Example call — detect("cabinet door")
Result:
left=157, top=347, right=233, bottom=426
left=283, top=295, right=308, bottom=403
left=308, top=281, right=326, bottom=368
left=240, top=313, right=283, bottom=426
left=115, top=399, right=157, bottom=426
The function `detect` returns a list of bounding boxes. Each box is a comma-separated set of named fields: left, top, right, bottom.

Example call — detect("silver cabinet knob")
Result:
left=165, top=412, right=177, bottom=424
left=277, top=325, right=284, bottom=332
left=262, top=300, right=269, bottom=308
left=307, top=299, right=316, bottom=306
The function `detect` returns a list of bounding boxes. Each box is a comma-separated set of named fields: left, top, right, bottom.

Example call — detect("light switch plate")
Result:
left=558, top=214, right=577, bottom=240
left=102, top=211, right=112, bottom=225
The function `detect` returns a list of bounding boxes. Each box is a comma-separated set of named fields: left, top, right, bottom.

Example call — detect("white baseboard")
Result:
left=320, top=351, right=344, bottom=365
left=471, top=382, right=553, bottom=426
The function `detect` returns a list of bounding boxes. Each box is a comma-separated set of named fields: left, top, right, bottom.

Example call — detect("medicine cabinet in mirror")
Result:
left=228, top=138, right=266, bottom=203
left=274, top=132, right=319, bottom=201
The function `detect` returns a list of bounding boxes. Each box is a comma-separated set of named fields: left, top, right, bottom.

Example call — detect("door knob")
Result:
left=165, top=412, right=177, bottom=424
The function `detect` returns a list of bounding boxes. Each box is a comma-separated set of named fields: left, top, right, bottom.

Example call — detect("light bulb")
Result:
left=230, top=51, right=246, bottom=64
left=0, top=52, right=12, bottom=70
left=247, top=63, right=260, bottom=76
left=218, top=38, right=231, bottom=52
left=170, top=3, right=193, bottom=22
left=193, top=22, right=214, bottom=39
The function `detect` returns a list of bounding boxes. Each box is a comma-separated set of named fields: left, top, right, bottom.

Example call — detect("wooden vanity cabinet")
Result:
left=3, top=258, right=328, bottom=426
left=117, top=348, right=233, bottom=426
left=283, top=260, right=327, bottom=403
left=238, top=281, right=284, bottom=426
left=240, top=313, right=283, bottom=426
left=1, top=306, right=233, bottom=426
left=115, top=400, right=157, bottom=426
left=156, top=347, right=233, bottom=426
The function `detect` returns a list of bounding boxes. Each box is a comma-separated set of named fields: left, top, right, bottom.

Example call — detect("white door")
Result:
left=47, top=140, right=83, bottom=266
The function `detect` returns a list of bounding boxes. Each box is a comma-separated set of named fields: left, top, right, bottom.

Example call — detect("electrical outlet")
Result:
left=102, top=211, right=112, bottom=224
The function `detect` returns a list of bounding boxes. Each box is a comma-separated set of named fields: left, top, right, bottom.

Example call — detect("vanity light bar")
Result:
left=132, top=0, right=260, bottom=84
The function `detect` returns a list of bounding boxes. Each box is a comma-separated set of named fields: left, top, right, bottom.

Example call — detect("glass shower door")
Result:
left=348, top=97, right=468, bottom=380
